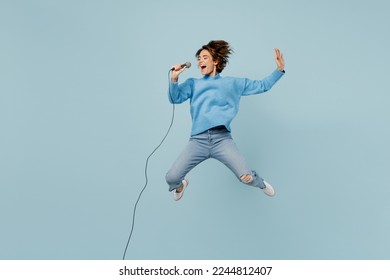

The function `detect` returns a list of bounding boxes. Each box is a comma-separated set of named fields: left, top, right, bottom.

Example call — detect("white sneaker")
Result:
left=173, top=179, right=189, bottom=201
left=262, top=180, right=275, bottom=197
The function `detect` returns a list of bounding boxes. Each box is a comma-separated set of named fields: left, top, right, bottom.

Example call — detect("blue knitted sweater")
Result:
left=168, top=69, right=284, bottom=136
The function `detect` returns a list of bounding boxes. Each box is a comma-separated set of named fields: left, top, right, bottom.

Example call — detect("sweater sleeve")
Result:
left=241, top=69, right=284, bottom=96
left=168, top=79, right=193, bottom=104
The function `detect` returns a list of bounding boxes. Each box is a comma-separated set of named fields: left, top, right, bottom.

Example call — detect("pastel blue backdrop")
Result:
left=1, top=0, right=389, bottom=259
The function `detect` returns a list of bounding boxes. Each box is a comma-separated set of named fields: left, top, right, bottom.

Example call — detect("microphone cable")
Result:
left=122, top=69, right=176, bottom=260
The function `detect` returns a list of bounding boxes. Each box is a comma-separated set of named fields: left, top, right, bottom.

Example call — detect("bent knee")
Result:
left=165, top=171, right=182, bottom=186
left=240, top=174, right=253, bottom=184
left=165, top=172, right=176, bottom=185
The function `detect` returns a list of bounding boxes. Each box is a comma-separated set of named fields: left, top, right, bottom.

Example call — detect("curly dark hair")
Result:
left=195, top=40, right=233, bottom=73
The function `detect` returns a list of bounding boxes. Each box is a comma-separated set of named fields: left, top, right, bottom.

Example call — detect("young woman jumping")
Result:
left=166, top=40, right=285, bottom=201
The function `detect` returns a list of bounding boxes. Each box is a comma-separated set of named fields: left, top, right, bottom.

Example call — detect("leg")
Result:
left=165, top=135, right=209, bottom=192
left=211, top=132, right=266, bottom=189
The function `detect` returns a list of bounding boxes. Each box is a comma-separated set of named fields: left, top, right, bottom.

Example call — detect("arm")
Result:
left=168, top=80, right=192, bottom=104
left=241, top=48, right=285, bottom=96
left=168, top=66, right=193, bottom=104
left=167, top=63, right=192, bottom=104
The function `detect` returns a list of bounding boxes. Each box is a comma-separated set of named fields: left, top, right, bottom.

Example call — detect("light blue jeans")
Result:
left=165, top=126, right=266, bottom=192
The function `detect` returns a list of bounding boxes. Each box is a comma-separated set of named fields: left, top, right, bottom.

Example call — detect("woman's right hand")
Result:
left=171, top=64, right=187, bottom=82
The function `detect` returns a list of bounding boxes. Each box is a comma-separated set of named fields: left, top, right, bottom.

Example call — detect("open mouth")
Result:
left=200, top=65, right=206, bottom=70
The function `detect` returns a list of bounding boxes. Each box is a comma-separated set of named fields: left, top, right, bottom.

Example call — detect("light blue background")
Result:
left=1, top=0, right=389, bottom=260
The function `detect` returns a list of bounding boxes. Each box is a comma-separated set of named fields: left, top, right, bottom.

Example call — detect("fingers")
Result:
left=171, top=64, right=181, bottom=71
left=171, top=64, right=188, bottom=80
left=274, top=48, right=285, bottom=71
left=274, top=48, right=279, bottom=58
left=171, top=64, right=187, bottom=72
left=170, top=63, right=187, bottom=82
left=274, top=48, right=281, bottom=59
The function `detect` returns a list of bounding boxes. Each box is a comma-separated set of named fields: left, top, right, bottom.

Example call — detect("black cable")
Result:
left=122, top=69, right=175, bottom=260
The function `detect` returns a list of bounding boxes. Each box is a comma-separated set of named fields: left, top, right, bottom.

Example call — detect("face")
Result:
left=197, top=49, right=218, bottom=76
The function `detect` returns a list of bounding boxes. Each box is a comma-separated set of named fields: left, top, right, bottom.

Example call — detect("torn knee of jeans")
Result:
left=240, top=174, right=253, bottom=183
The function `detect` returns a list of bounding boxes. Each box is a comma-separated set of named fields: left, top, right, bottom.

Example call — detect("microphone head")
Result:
left=185, top=62, right=191, bottom=68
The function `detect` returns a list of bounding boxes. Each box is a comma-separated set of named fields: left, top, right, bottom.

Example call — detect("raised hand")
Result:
left=274, top=48, right=285, bottom=72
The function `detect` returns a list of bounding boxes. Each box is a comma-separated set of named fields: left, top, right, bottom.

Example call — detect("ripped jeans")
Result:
left=165, top=126, right=267, bottom=192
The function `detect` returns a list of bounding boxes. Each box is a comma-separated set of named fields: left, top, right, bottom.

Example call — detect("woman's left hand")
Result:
left=274, top=48, right=285, bottom=72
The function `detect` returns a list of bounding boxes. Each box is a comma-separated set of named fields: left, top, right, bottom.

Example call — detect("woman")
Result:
left=166, top=40, right=285, bottom=201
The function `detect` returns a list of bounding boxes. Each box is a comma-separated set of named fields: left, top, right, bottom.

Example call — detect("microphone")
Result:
left=171, top=62, right=191, bottom=71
